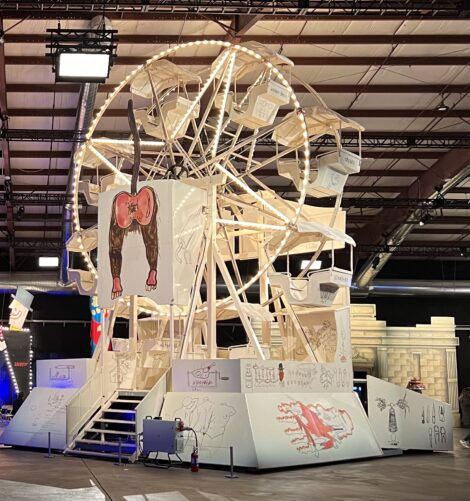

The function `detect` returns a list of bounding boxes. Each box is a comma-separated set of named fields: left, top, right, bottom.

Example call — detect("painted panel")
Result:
left=98, top=180, right=205, bottom=308
left=172, top=360, right=242, bottom=393
left=240, top=359, right=352, bottom=393
left=103, top=351, right=137, bottom=390
left=36, top=358, right=94, bottom=389
left=247, top=392, right=382, bottom=469
left=242, top=308, right=353, bottom=394
left=367, top=375, right=453, bottom=451
left=160, top=392, right=258, bottom=468
left=1, top=388, right=77, bottom=449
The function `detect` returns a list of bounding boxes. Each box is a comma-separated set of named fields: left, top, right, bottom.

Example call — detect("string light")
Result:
left=0, top=325, right=20, bottom=395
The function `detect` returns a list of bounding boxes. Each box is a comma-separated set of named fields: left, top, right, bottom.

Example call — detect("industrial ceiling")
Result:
left=0, top=1, right=469, bottom=280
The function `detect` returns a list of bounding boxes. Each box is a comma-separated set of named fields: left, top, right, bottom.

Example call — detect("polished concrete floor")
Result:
left=0, top=431, right=467, bottom=501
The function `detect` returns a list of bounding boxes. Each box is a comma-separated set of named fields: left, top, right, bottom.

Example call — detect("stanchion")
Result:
left=44, top=432, right=54, bottom=458
left=224, top=446, right=238, bottom=479
left=114, top=438, right=124, bottom=467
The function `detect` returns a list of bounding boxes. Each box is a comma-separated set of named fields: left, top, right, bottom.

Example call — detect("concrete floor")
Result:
left=0, top=431, right=467, bottom=501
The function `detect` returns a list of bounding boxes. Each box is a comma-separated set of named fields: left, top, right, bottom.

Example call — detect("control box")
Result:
left=142, top=419, right=185, bottom=455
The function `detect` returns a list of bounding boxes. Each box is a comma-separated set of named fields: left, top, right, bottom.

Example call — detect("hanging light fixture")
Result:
left=46, top=23, right=118, bottom=83
left=436, top=94, right=449, bottom=112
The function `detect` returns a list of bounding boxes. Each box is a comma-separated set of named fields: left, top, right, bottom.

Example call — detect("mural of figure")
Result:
left=388, top=405, right=398, bottom=446
left=109, top=100, right=159, bottom=300
left=376, top=393, right=409, bottom=446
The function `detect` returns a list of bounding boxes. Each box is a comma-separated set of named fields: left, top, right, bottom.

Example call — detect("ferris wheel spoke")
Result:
left=216, top=218, right=287, bottom=233
left=87, top=145, right=130, bottom=184
left=172, top=139, right=204, bottom=179
left=188, top=115, right=292, bottom=178
left=183, top=49, right=232, bottom=159
left=214, top=162, right=290, bottom=224
left=218, top=192, right=286, bottom=223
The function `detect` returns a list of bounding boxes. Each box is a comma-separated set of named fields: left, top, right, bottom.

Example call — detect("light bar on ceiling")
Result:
left=46, top=26, right=118, bottom=83
left=57, top=52, right=111, bottom=80
left=38, top=256, right=59, bottom=268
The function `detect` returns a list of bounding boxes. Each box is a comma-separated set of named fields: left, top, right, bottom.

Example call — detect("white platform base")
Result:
left=161, top=391, right=383, bottom=469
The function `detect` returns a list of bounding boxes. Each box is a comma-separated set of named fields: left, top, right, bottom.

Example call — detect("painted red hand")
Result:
left=112, top=277, right=123, bottom=300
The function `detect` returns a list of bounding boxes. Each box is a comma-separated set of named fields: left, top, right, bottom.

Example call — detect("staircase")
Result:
left=65, top=390, right=147, bottom=462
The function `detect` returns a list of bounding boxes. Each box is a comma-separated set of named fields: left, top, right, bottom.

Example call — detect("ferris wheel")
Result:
left=66, top=40, right=363, bottom=361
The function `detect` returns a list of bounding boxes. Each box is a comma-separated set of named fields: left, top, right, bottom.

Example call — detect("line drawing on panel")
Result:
left=49, top=365, right=74, bottom=382
left=174, top=207, right=204, bottom=265
left=187, top=362, right=219, bottom=390
left=376, top=392, right=410, bottom=446
left=277, top=399, right=354, bottom=457
left=172, top=396, right=236, bottom=452
left=439, top=405, right=445, bottom=422
left=320, top=366, right=334, bottom=390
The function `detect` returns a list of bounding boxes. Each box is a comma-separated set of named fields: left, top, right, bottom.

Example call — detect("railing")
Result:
left=135, top=368, right=170, bottom=437
left=65, top=354, right=122, bottom=448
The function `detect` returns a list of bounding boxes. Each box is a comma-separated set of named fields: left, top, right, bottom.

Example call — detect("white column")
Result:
left=206, top=183, right=218, bottom=358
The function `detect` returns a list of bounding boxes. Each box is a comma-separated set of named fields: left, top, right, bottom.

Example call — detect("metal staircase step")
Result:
left=103, top=409, right=136, bottom=414
left=66, top=449, right=133, bottom=460
left=76, top=438, right=136, bottom=446
left=86, top=428, right=137, bottom=436
left=110, top=399, right=142, bottom=404
left=95, top=418, right=136, bottom=425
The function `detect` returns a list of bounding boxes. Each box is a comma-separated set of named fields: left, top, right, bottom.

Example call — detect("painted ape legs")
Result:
left=109, top=189, right=159, bottom=300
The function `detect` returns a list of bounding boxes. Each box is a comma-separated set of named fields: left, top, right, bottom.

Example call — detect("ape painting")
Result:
left=108, top=100, right=159, bottom=300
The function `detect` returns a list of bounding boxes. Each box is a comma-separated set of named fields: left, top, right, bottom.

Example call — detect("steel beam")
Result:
left=8, top=107, right=470, bottom=119
left=0, top=18, right=15, bottom=269
left=5, top=33, right=470, bottom=45
left=2, top=129, right=468, bottom=148
left=6, top=83, right=469, bottom=94
left=7, top=55, right=470, bottom=66
left=0, top=1, right=465, bottom=18
left=2, top=149, right=443, bottom=159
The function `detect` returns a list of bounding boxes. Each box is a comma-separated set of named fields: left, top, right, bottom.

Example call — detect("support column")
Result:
left=207, top=183, right=217, bottom=358
left=446, top=348, right=459, bottom=425
left=258, top=217, right=271, bottom=346
left=129, top=295, right=138, bottom=352
left=169, top=302, right=175, bottom=361
left=376, top=346, right=388, bottom=380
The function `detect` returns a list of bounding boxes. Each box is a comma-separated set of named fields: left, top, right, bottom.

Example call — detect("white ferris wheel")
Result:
left=66, top=40, right=363, bottom=363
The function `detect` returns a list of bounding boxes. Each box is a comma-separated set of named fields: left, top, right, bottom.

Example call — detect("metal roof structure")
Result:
left=0, top=2, right=469, bottom=276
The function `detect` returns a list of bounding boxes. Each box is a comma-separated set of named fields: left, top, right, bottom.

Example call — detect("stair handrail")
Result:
left=65, top=366, right=106, bottom=447
left=134, top=368, right=171, bottom=437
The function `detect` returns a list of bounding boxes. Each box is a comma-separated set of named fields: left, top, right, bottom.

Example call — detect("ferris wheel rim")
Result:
left=70, top=40, right=344, bottom=315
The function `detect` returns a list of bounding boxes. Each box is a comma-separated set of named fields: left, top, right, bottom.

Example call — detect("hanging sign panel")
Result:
left=98, top=180, right=206, bottom=308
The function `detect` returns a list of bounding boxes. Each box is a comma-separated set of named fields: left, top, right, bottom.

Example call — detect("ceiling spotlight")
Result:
left=419, top=212, right=432, bottom=226
left=38, top=256, right=59, bottom=268
left=46, top=24, right=118, bottom=83
left=460, top=247, right=469, bottom=258
left=16, top=206, right=25, bottom=221
left=436, top=102, right=449, bottom=112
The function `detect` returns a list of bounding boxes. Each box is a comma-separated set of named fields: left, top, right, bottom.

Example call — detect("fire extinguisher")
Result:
left=190, top=446, right=199, bottom=472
